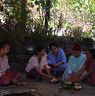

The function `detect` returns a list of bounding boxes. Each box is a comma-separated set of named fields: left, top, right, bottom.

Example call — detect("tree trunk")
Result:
left=44, top=0, right=50, bottom=35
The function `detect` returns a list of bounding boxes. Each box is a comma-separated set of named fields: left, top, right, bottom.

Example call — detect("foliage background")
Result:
left=0, top=0, right=95, bottom=54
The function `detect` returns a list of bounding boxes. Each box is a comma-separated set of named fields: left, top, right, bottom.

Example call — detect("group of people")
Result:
left=26, top=42, right=95, bottom=87
left=0, top=41, right=95, bottom=88
left=26, top=43, right=67, bottom=82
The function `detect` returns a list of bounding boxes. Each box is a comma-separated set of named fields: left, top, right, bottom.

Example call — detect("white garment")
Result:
left=0, top=55, right=10, bottom=77
left=26, top=54, right=48, bottom=72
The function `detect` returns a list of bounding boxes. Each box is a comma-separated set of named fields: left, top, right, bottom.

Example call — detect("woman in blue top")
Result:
left=48, top=43, right=67, bottom=79
left=62, top=43, right=87, bottom=83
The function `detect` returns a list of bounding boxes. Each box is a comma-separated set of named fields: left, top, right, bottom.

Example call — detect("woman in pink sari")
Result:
left=86, top=48, right=95, bottom=86
left=0, top=42, right=21, bottom=86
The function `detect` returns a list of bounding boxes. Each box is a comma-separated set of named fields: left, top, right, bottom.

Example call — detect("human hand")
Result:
left=54, top=63, right=60, bottom=67
left=69, top=74, right=79, bottom=83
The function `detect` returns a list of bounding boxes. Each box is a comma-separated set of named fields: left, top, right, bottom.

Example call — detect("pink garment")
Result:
left=0, top=55, right=21, bottom=86
left=0, top=70, right=21, bottom=86
left=26, top=54, right=48, bottom=72
left=0, top=55, right=10, bottom=77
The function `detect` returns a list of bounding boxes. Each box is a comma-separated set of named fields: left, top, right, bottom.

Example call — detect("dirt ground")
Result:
left=27, top=79, right=95, bottom=96
left=0, top=76, right=95, bottom=96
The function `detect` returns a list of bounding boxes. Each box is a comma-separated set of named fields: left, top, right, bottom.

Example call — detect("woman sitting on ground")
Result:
left=62, top=43, right=87, bottom=84
left=26, top=45, right=52, bottom=81
left=48, top=43, right=67, bottom=82
left=85, top=48, right=95, bottom=86
left=0, top=42, right=22, bottom=86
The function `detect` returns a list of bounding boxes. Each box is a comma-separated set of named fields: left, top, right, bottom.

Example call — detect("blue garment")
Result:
left=62, top=53, right=86, bottom=80
left=48, top=48, right=67, bottom=76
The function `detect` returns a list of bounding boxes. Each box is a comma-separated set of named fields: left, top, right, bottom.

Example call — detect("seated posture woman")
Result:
left=62, top=43, right=87, bottom=84
left=0, top=42, right=22, bottom=86
left=48, top=43, right=67, bottom=81
left=26, top=45, right=52, bottom=81
left=85, top=48, right=95, bottom=86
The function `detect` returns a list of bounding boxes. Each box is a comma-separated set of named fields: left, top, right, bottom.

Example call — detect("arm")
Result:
left=75, top=55, right=87, bottom=76
left=34, top=66, right=51, bottom=77
left=68, top=65, right=86, bottom=83
left=88, top=60, right=95, bottom=75
left=54, top=61, right=64, bottom=67
left=55, top=48, right=67, bottom=67
left=69, top=62, right=87, bottom=82
left=2, top=56, right=10, bottom=74
left=42, top=54, right=52, bottom=76
left=76, top=64, right=86, bottom=76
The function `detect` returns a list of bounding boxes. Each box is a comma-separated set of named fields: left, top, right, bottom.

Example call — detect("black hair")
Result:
left=0, top=41, right=10, bottom=49
left=36, top=45, right=45, bottom=53
left=49, top=42, right=58, bottom=49
left=89, top=48, right=95, bottom=59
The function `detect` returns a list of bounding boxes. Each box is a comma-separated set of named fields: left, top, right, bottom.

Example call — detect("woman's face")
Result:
left=0, top=44, right=10, bottom=56
left=73, top=50, right=81, bottom=58
left=51, top=46, right=58, bottom=55
left=39, top=49, right=46, bottom=57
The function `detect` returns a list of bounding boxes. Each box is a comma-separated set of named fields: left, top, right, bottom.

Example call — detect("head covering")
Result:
left=72, top=43, right=81, bottom=51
